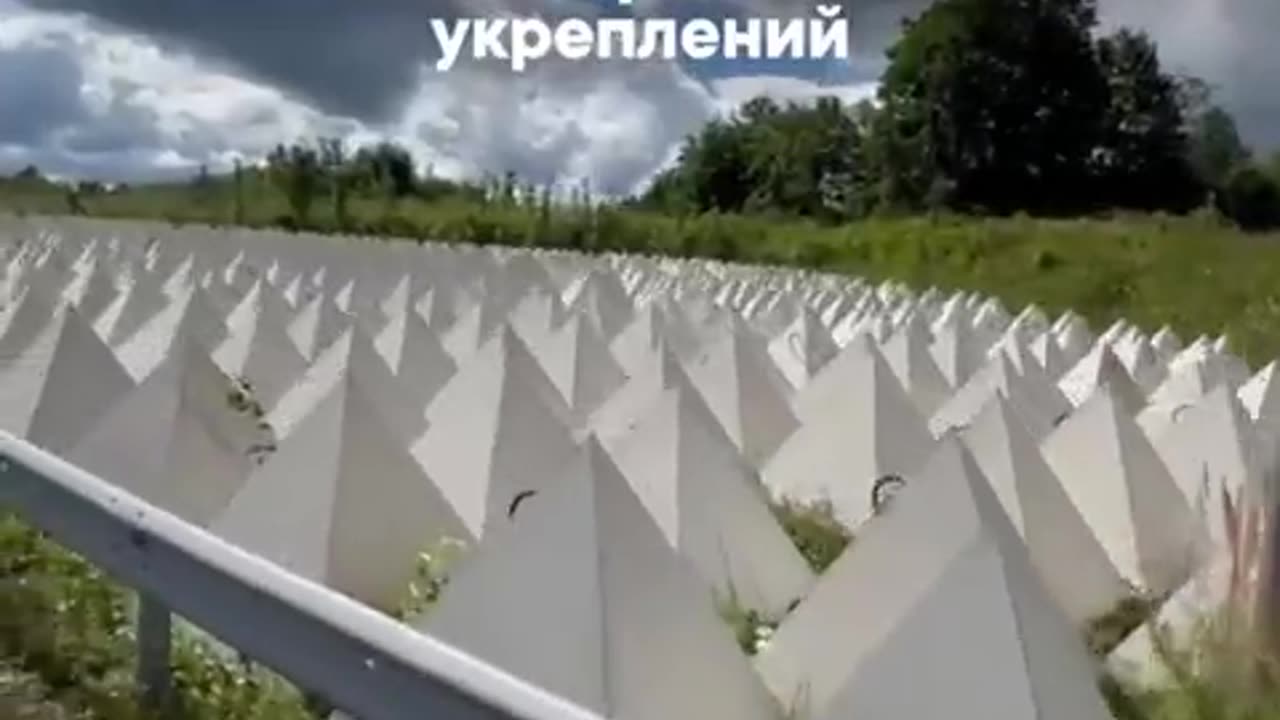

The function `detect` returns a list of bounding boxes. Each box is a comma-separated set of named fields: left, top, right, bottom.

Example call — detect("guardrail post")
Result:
left=136, top=591, right=173, bottom=710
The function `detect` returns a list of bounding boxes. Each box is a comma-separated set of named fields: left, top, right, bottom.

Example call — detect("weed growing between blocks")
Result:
left=389, top=537, right=469, bottom=622
left=6, top=499, right=1280, bottom=719
left=1103, top=610, right=1280, bottom=720
left=770, top=499, right=852, bottom=574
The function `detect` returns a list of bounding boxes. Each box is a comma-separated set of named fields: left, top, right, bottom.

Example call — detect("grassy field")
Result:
left=5, top=175, right=1280, bottom=366
left=3, top=177, right=1280, bottom=716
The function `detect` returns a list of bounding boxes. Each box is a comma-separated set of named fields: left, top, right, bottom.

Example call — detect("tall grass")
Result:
left=5, top=180, right=1280, bottom=366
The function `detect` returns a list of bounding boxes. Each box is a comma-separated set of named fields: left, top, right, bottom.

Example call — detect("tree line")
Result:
left=637, top=0, right=1280, bottom=230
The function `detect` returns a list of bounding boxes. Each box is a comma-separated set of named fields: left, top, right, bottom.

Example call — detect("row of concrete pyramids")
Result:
left=1, top=215, right=1274, bottom=719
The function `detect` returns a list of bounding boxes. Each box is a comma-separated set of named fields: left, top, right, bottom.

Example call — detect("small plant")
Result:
left=390, top=537, right=469, bottom=622
left=770, top=499, right=853, bottom=574
left=1102, top=607, right=1280, bottom=720
left=1087, top=592, right=1163, bottom=657
left=716, top=592, right=783, bottom=657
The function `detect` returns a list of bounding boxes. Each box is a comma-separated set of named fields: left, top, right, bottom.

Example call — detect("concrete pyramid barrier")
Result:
left=527, top=313, right=627, bottom=420
left=881, top=314, right=953, bottom=418
left=213, top=281, right=309, bottom=408
left=768, top=307, right=838, bottom=392
left=961, top=394, right=1130, bottom=625
left=766, top=335, right=933, bottom=526
left=929, top=317, right=986, bottom=389
left=606, top=374, right=815, bottom=616
left=373, top=299, right=457, bottom=412
left=417, top=439, right=781, bottom=720
left=1058, top=342, right=1147, bottom=413
left=413, top=325, right=580, bottom=539
left=1041, top=388, right=1202, bottom=596
left=684, top=319, right=799, bottom=467
left=66, top=340, right=274, bottom=526
left=0, top=305, right=134, bottom=455
left=269, top=325, right=423, bottom=442
left=211, top=369, right=471, bottom=610
left=756, top=438, right=1115, bottom=720
left=8, top=217, right=1280, bottom=714
left=95, top=274, right=169, bottom=346
left=287, top=291, right=354, bottom=362
left=931, top=352, right=1071, bottom=440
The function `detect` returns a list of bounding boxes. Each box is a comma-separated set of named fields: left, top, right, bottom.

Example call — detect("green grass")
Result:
left=0, top=513, right=315, bottom=720
left=5, top=178, right=1280, bottom=367
left=770, top=499, right=852, bottom=574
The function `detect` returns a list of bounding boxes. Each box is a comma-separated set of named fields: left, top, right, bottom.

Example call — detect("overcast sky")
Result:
left=1, top=0, right=1276, bottom=195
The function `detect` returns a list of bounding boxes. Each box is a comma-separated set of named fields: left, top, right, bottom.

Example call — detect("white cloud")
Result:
left=0, top=4, right=889, bottom=192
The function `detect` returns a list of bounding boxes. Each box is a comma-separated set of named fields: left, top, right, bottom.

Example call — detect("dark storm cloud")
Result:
left=19, top=0, right=926, bottom=122
left=0, top=43, right=88, bottom=144
left=18, top=0, right=456, bottom=122
left=1099, top=0, right=1280, bottom=149
left=18, top=0, right=610, bottom=123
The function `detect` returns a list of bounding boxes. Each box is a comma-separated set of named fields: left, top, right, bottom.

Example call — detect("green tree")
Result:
left=267, top=143, right=321, bottom=224
left=873, top=0, right=1109, bottom=214
left=1094, top=30, right=1203, bottom=211
left=1188, top=105, right=1251, bottom=188
left=1219, top=163, right=1280, bottom=230
left=318, top=138, right=350, bottom=229
left=350, top=142, right=416, bottom=197
left=642, top=95, right=864, bottom=219
left=232, top=159, right=246, bottom=224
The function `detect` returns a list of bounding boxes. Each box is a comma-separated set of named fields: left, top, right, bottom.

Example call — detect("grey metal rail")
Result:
left=0, top=431, right=604, bottom=720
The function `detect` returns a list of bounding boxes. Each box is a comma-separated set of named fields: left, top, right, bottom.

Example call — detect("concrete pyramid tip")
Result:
left=588, top=339, right=689, bottom=443
left=1041, top=387, right=1203, bottom=596
left=756, top=437, right=1115, bottom=720
left=929, top=318, right=985, bottom=389
left=413, top=324, right=581, bottom=539
left=1145, top=355, right=1233, bottom=417
left=0, top=280, right=65, bottom=369
left=95, top=274, right=169, bottom=347
left=269, top=325, right=424, bottom=443
left=1056, top=314, right=1096, bottom=365
left=373, top=304, right=457, bottom=411
left=684, top=319, right=799, bottom=467
left=506, top=285, right=569, bottom=348
left=768, top=307, right=839, bottom=392
left=931, top=351, right=1071, bottom=441
left=529, top=312, right=627, bottom=419
left=65, top=258, right=121, bottom=322
left=881, top=314, right=952, bottom=418
left=607, top=377, right=815, bottom=616
left=66, top=340, right=274, bottom=526
left=609, top=302, right=671, bottom=376
left=0, top=305, right=134, bottom=456
left=766, top=336, right=934, bottom=527
left=114, top=286, right=229, bottom=383
left=961, top=394, right=1130, bottom=626
left=287, top=291, right=353, bottom=362
left=1029, top=329, right=1070, bottom=380
left=1113, top=339, right=1168, bottom=396
left=564, top=269, right=634, bottom=343
left=211, top=368, right=471, bottom=610
left=418, top=437, right=780, bottom=720
left=212, top=282, right=309, bottom=410
left=1058, top=342, right=1146, bottom=414
left=1239, top=360, right=1280, bottom=444
left=1146, top=385, right=1264, bottom=555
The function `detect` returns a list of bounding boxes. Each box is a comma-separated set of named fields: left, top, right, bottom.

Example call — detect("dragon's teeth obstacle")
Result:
left=1, top=214, right=1276, bottom=719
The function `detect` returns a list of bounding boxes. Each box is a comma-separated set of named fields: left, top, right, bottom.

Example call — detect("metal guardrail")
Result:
left=0, top=432, right=605, bottom=720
